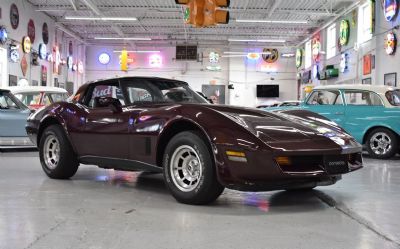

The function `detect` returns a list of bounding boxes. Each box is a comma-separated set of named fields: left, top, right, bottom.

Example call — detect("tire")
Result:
left=163, top=131, right=224, bottom=205
left=365, top=128, right=398, bottom=159
left=39, top=125, right=79, bottom=179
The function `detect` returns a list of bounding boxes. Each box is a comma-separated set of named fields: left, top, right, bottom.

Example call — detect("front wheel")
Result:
left=366, top=128, right=398, bottom=159
left=163, top=131, right=224, bottom=205
left=39, top=125, right=79, bottom=179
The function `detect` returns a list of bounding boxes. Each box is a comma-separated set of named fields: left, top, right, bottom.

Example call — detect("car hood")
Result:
left=203, top=105, right=359, bottom=149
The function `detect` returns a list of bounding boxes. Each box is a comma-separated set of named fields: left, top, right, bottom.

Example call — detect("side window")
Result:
left=122, top=79, right=163, bottom=104
left=126, top=87, right=153, bottom=103
left=42, top=94, right=52, bottom=106
left=344, top=91, right=383, bottom=106
left=307, top=90, right=341, bottom=105
left=87, top=83, right=125, bottom=108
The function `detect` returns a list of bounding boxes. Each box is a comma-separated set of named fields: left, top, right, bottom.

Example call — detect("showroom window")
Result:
left=326, top=24, right=336, bottom=59
left=358, top=2, right=373, bottom=44
left=305, top=40, right=312, bottom=69
left=344, top=91, right=383, bottom=106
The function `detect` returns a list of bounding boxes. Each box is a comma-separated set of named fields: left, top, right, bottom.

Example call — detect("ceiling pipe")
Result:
left=296, top=0, right=361, bottom=47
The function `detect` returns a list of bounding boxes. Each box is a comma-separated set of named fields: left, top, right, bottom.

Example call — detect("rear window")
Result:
left=386, top=90, right=400, bottom=106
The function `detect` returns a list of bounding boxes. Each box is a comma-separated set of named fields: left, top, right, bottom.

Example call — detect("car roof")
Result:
left=85, top=76, right=188, bottom=86
left=5, top=86, right=68, bottom=94
left=314, top=84, right=399, bottom=94
left=0, top=89, right=11, bottom=93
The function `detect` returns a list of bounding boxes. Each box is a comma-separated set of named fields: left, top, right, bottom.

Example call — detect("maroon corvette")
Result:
left=26, top=77, right=363, bottom=204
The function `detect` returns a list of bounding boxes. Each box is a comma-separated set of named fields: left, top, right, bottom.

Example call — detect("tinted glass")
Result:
left=386, top=90, right=400, bottom=106
left=0, top=92, right=26, bottom=110
left=344, top=91, right=383, bottom=106
left=307, top=90, right=341, bottom=105
left=88, top=84, right=124, bottom=108
left=122, top=79, right=208, bottom=104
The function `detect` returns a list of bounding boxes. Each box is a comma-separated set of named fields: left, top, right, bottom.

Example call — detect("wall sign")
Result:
left=69, top=41, right=73, bottom=55
left=384, top=0, right=398, bottom=22
left=67, top=56, right=73, bottom=70
left=72, top=64, right=77, bottom=71
left=53, top=45, right=60, bottom=74
left=149, top=54, right=162, bottom=67
left=42, top=23, right=49, bottom=44
left=0, top=26, right=7, bottom=44
left=39, top=43, right=47, bottom=59
left=41, top=65, right=47, bottom=86
left=22, top=36, right=31, bottom=53
left=312, top=64, right=319, bottom=79
left=363, top=54, right=372, bottom=75
left=247, top=53, right=260, bottom=60
left=340, top=53, right=349, bottom=73
left=262, top=48, right=279, bottom=63
left=312, top=35, right=321, bottom=62
left=385, top=32, right=397, bottom=55
left=27, top=19, right=35, bottom=43
left=78, top=61, right=84, bottom=74
left=21, top=54, right=28, bottom=76
left=9, top=44, right=19, bottom=62
left=98, top=52, right=110, bottom=65
left=339, top=20, right=350, bottom=46
left=31, top=52, right=39, bottom=66
left=295, top=48, right=303, bottom=68
left=209, top=51, right=220, bottom=63
left=10, top=4, right=19, bottom=29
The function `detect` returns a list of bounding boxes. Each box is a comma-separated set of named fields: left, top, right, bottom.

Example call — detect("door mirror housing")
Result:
left=94, top=97, right=123, bottom=113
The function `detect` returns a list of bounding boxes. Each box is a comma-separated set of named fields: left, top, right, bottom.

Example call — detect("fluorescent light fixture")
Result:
left=94, top=37, right=152, bottom=41
left=113, top=50, right=160, bottom=53
left=223, top=51, right=271, bottom=55
left=236, top=19, right=308, bottom=24
left=65, top=16, right=137, bottom=21
left=281, top=53, right=295, bottom=58
left=228, top=39, right=286, bottom=43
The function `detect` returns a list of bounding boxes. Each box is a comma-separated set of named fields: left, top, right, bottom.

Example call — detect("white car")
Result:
left=7, top=86, right=68, bottom=110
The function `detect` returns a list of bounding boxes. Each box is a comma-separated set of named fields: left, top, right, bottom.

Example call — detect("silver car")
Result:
left=0, top=89, right=34, bottom=148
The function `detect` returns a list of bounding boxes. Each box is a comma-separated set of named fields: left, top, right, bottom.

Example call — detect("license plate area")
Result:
left=323, top=155, right=349, bottom=174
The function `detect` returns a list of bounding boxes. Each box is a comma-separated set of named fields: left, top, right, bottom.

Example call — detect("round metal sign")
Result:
left=10, top=4, right=19, bottom=29
left=295, top=48, right=303, bottom=68
left=27, top=19, right=36, bottom=44
left=384, top=0, right=398, bottom=22
left=22, top=36, right=32, bottom=53
left=385, top=32, right=397, bottom=55
left=262, top=48, right=279, bottom=63
left=0, top=27, right=8, bottom=45
left=39, top=43, right=47, bottom=60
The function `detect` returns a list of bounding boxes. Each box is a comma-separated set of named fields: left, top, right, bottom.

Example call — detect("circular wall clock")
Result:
left=27, top=19, right=36, bottom=44
left=22, top=36, right=32, bottom=53
left=10, top=4, right=19, bottom=29
left=98, top=52, right=110, bottom=65
left=42, top=23, right=49, bottom=44
left=39, top=43, right=47, bottom=60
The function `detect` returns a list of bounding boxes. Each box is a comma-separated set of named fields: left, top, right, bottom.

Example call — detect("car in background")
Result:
left=0, top=89, right=34, bottom=149
left=256, top=102, right=281, bottom=109
left=7, top=86, right=68, bottom=110
left=267, top=85, right=400, bottom=159
left=26, top=77, right=362, bottom=205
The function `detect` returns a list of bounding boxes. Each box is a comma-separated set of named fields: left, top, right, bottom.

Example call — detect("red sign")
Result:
left=27, top=19, right=35, bottom=43
left=21, top=54, right=28, bottom=76
left=363, top=54, right=372, bottom=75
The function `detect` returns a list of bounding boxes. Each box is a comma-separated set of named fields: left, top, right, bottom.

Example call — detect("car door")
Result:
left=120, top=78, right=163, bottom=164
left=303, top=89, right=345, bottom=126
left=76, top=80, right=131, bottom=159
left=342, top=90, right=386, bottom=143
left=0, top=92, right=30, bottom=137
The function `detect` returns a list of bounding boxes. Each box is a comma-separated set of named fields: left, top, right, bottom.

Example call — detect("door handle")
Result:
left=334, top=112, right=344, bottom=115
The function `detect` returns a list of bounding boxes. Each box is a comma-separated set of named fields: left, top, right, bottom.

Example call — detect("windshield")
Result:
left=123, top=79, right=208, bottom=105
left=0, top=91, right=28, bottom=110
left=386, top=90, right=400, bottom=106
left=15, top=92, right=42, bottom=106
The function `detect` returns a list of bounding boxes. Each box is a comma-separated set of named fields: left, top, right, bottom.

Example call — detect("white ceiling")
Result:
left=28, top=0, right=356, bottom=47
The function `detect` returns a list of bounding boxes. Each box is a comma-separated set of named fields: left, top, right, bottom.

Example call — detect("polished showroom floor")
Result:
left=0, top=151, right=399, bottom=249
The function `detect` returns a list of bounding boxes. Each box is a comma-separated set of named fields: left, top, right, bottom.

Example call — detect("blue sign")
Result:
left=0, top=27, right=8, bottom=44
left=385, top=0, right=398, bottom=21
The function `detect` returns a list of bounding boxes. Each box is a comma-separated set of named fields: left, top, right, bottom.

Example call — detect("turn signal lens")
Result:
left=275, top=157, right=291, bottom=166
left=226, top=151, right=246, bottom=157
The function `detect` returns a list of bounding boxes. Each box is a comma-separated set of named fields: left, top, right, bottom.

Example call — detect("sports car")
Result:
left=26, top=77, right=363, bottom=205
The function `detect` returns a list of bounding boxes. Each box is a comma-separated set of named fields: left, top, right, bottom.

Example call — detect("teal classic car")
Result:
left=0, top=89, right=34, bottom=149
left=266, top=85, right=400, bottom=159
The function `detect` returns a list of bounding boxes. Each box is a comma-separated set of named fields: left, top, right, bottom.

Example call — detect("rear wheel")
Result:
left=163, top=131, right=224, bottom=205
left=39, top=125, right=79, bottom=179
left=366, top=128, right=398, bottom=159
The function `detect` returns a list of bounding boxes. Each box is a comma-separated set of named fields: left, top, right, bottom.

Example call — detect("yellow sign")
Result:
left=22, top=36, right=31, bottom=53
left=120, top=49, right=128, bottom=71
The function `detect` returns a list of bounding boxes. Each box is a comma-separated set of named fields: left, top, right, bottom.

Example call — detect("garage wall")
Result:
left=0, top=0, right=85, bottom=91
left=85, top=45, right=297, bottom=107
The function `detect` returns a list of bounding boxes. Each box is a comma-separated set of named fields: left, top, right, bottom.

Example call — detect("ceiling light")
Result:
left=236, top=19, right=308, bottom=24
left=65, top=16, right=137, bottom=21
left=281, top=53, right=295, bottom=58
left=113, top=50, right=160, bottom=53
left=223, top=51, right=271, bottom=55
left=94, top=37, right=152, bottom=41
left=228, top=39, right=286, bottom=43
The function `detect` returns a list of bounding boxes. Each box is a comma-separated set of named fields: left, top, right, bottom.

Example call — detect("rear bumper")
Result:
left=0, top=136, right=35, bottom=148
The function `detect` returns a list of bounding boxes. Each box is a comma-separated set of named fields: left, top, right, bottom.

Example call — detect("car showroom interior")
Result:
left=0, top=0, right=400, bottom=248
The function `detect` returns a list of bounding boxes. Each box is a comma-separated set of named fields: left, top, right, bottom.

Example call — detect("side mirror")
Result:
left=94, top=97, right=122, bottom=113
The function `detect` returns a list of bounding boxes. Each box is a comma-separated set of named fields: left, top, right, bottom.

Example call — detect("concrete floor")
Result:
left=0, top=151, right=399, bottom=249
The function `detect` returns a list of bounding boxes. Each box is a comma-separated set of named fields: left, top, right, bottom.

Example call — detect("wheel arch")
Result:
left=362, top=125, right=400, bottom=144
left=156, top=118, right=215, bottom=168
left=37, top=115, right=71, bottom=148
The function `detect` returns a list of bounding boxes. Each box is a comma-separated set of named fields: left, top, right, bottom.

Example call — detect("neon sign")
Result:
left=149, top=54, right=162, bottom=67
left=312, top=35, right=321, bottom=62
left=39, top=44, right=47, bottom=60
left=339, top=20, right=350, bottom=46
left=340, top=53, right=349, bottom=73
left=385, top=32, right=397, bottom=55
left=384, top=0, right=398, bottom=22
